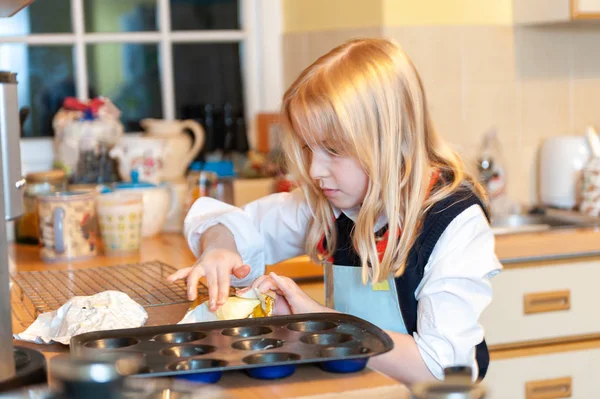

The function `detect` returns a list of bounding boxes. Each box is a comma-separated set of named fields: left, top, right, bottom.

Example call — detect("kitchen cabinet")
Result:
left=487, top=344, right=600, bottom=399
left=514, top=0, right=600, bottom=24
left=480, top=258, right=600, bottom=346
left=481, top=256, right=600, bottom=398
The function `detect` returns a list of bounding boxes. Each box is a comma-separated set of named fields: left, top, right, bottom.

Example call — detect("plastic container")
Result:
left=15, top=170, right=67, bottom=245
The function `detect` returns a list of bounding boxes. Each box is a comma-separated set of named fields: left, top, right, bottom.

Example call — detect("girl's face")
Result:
left=307, top=144, right=369, bottom=210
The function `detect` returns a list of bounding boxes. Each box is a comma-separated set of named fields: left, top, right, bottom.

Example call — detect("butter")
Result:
left=215, top=297, right=261, bottom=320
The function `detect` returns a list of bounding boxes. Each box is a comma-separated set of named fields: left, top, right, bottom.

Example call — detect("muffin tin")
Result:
left=70, top=313, right=393, bottom=382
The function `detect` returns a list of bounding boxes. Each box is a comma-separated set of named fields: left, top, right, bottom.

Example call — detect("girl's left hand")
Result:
left=241, top=272, right=331, bottom=316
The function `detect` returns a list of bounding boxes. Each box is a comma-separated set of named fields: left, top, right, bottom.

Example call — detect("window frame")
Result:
left=1, top=0, right=283, bottom=173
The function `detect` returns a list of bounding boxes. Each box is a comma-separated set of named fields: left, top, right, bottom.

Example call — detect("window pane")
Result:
left=0, top=0, right=72, bottom=36
left=174, top=43, right=245, bottom=157
left=0, top=44, right=76, bottom=137
left=84, top=0, right=157, bottom=33
left=87, top=43, right=162, bottom=131
left=170, top=0, right=239, bottom=30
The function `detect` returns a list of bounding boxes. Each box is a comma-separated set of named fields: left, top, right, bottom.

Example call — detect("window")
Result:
left=0, top=0, right=273, bottom=142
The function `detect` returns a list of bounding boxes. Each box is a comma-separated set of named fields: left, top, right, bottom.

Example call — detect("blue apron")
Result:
left=324, top=262, right=407, bottom=334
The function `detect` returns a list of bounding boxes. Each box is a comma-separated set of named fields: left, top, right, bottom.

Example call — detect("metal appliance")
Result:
left=0, top=0, right=40, bottom=387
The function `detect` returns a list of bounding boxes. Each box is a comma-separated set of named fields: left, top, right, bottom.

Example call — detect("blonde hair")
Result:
left=281, top=38, right=487, bottom=284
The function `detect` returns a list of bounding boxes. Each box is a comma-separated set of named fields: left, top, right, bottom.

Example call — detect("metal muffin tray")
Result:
left=70, top=313, right=394, bottom=382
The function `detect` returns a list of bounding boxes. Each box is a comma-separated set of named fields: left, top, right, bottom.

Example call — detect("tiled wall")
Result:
left=283, top=24, right=600, bottom=206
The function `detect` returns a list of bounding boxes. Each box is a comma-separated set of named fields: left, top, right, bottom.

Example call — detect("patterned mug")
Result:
left=96, top=192, right=144, bottom=255
left=37, top=191, right=98, bottom=262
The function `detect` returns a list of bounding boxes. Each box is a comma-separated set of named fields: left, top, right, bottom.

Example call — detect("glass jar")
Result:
left=186, top=171, right=218, bottom=212
left=15, top=170, right=67, bottom=245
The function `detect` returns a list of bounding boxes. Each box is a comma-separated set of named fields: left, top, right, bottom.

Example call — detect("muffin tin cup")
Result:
left=242, top=352, right=301, bottom=380
left=318, top=346, right=372, bottom=374
left=168, top=358, right=227, bottom=384
left=70, top=313, right=393, bottom=382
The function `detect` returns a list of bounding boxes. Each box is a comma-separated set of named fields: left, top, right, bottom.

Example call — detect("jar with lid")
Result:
left=186, top=171, right=219, bottom=212
left=15, top=170, right=67, bottom=245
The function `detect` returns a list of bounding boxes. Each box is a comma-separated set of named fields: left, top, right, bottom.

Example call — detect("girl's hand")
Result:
left=245, top=272, right=331, bottom=315
left=167, top=248, right=250, bottom=311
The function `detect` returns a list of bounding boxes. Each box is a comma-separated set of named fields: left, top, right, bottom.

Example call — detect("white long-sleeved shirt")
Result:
left=183, top=189, right=502, bottom=379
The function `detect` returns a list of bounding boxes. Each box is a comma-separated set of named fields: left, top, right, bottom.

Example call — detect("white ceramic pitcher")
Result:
left=140, top=118, right=205, bottom=181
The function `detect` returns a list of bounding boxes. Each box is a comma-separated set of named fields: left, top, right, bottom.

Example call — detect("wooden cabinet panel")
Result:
left=486, top=347, right=600, bottom=399
left=481, top=260, right=600, bottom=346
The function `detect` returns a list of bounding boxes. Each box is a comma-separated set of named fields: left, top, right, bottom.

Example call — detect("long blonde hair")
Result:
left=281, top=38, right=486, bottom=284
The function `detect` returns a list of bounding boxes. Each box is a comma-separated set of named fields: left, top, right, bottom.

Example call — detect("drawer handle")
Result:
left=526, top=377, right=572, bottom=399
left=523, top=290, right=570, bottom=315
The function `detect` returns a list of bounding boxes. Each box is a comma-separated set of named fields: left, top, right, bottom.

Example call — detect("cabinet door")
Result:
left=572, top=0, right=600, bottom=18
left=480, top=260, right=600, bottom=347
left=486, top=347, right=600, bottom=399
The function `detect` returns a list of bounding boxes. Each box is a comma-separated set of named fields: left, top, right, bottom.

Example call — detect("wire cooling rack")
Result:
left=11, top=260, right=206, bottom=316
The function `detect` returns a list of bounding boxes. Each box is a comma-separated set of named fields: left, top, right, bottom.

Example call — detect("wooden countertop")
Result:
left=277, top=227, right=600, bottom=266
left=494, top=227, right=600, bottom=263
left=9, top=235, right=408, bottom=398
left=11, top=225, right=600, bottom=333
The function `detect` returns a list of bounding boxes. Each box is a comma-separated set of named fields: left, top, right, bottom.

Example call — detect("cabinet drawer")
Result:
left=485, top=346, right=600, bottom=399
left=481, top=260, right=600, bottom=346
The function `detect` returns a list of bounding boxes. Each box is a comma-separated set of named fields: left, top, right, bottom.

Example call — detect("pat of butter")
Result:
left=215, top=297, right=261, bottom=320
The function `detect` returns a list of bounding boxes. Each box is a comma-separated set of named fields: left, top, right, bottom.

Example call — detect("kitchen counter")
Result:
left=12, top=226, right=600, bottom=332
left=9, top=233, right=325, bottom=335
left=10, top=226, right=600, bottom=397
left=8, top=235, right=408, bottom=398
left=494, top=226, right=600, bottom=264
left=283, top=226, right=600, bottom=266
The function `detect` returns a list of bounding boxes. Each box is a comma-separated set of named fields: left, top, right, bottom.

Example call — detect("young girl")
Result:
left=168, top=38, right=501, bottom=385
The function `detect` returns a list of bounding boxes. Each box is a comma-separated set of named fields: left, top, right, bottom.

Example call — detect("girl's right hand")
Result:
left=244, top=272, right=329, bottom=316
left=167, top=248, right=251, bottom=311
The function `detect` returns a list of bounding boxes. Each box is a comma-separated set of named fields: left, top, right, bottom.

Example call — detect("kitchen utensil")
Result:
left=0, top=347, right=46, bottom=394
left=96, top=192, right=143, bottom=255
left=0, top=355, right=229, bottom=399
left=50, top=352, right=143, bottom=399
left=11, top=261, right=199, bottom=318
left=140, top=118, right=205, bottom=181
left=70, top=313, right=394, bottom=382
left=411, top=366, right=486, bottom=399
left=0, top=70, right=28, bottom=382
left=539, top=135, right=591, bottom=209
left=36, top=191, right=98, bottom=263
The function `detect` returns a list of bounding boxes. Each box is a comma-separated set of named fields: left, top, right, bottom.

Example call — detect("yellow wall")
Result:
left=383, top=0, right=513, bottom=25
left=283, top=0, right=383, bottom=33
left=283, top=0, right=513, bottom=32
